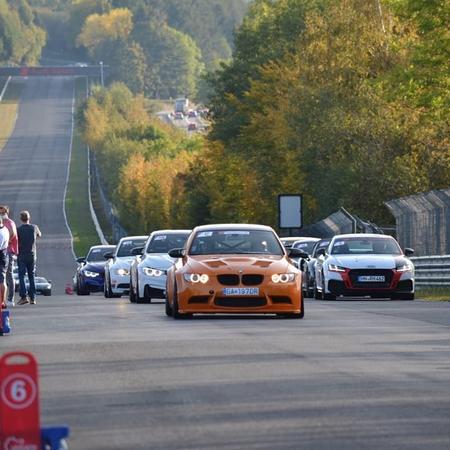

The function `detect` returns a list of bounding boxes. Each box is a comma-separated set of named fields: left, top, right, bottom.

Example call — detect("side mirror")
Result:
left=288, top=248, right=309, bottom=259
left=169, top=248, right=184, bottom=258
left=404, top=248, right=414, bottom=257
left=76, top=257, right=85, bottom=264
left=316, top=248, right=326, bottom=257
left=131, top=247, right=144, bottom=256
left=104, top=252, right=114, bottom=259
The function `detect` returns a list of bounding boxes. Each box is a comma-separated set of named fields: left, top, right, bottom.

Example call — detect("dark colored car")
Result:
left=76, top=245, right=116, bottom=295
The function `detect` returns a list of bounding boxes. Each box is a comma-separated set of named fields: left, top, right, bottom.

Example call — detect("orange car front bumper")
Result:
left=176, top=278, right=302, bottom=314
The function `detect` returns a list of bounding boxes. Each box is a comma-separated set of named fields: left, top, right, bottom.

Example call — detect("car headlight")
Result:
left=271, top=273, right=296, bottom=283
left=115, top=268, right=130, bottom=276
left=328, top=264, right=346, bottom=273
left=396, top=263, right=413, bottom=272
left=143, top=268, right=165, bottom=277
left=83, top=270, right=99, bottom=277
left=183, top=273, right=209, bottom=283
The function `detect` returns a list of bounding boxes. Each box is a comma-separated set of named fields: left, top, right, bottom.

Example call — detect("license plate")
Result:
left=222, top=288, right=259, bottom=296
left=358, top=275, right=385, bottom=282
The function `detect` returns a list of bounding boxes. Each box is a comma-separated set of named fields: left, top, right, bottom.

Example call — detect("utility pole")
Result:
left=99, top=61, right=104, bottom=87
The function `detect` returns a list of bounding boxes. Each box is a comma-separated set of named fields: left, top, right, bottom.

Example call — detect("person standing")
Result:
left=0, top=217, right=10, bottom=309
left=17, top=211, right=41, bottom=305
left=0, top=205, right=18, bottom=307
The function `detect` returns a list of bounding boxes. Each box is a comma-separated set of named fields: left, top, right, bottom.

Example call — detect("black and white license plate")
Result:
left=222, top=288, right=259, bottom=296
left=358, top=275, right=385, bottom=282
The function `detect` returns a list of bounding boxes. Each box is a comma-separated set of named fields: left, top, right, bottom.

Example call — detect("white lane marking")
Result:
left=0, top=76, right=11, bottom=101
left=62, top=80, right=77, bottom=260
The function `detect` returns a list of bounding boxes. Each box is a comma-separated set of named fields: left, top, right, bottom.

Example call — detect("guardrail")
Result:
left=411, top=255, right=450, bottom=287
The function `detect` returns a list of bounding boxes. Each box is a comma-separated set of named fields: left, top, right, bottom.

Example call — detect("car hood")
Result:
left=141, top=254, right=175, bottom=271
left=186, top=255, right=294, bottom=273
left=329, top=254, right=408, bottom=270
left=111, top=256, right=135, bottom=269
left=82, top=262, right=106, bottom=273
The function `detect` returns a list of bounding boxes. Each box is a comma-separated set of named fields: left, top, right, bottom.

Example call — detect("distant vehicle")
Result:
left=16, top=276, right=52, bottom=296
left=174, top=112, right=184, bottom=120
left=104, top=236, right=148, bottom=298
left=165, top=224, right=308, bottom=319
left=314, top=233, right=415, bottom=300
left=187, top=122, right=197, bottom=131
left=76, top=245, right=116, bottom=295
left=303, top=238, right=331, bottom=298
left=129, top=230, right=191, bottom=303
left=174, top=97, right=189, bottom=115
left=290, top=237, right=320, bottom=270
left=280, top=237, right=304, bottom=249
left=188, top=110, right=197, bottom=118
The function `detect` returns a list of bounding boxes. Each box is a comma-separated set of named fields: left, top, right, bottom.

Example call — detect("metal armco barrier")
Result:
left=386, top=188, right=450, bottom=256
left=294, top=207, right=384, bottom=238
left=0, top=66, right=105, bottom=77
left=411, top=255, right=450, bottom=287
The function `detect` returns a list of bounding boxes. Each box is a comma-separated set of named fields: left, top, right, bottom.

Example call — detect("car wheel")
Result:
left=136, top=278, right=145, bottom=304
left=104, top=274, right=111, bottom=298
left=172, top=283, right=191, bottom=319
left=165, top=287, right=173, bottom=317
left=391, top=293, right=415, bottom=300
left=129, top=277, right=136, bottom=303
left=44, top=290, right=51, bottom=296
left=76, top=278, right=89, bottom=295
left=314, top=282, right=321, bottom=299
left=143, top=285, right=152, bottom=304
left=321, top=274, right=335, bottom=300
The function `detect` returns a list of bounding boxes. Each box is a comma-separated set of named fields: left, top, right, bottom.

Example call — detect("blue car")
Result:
left=76, top=245, right=116, bottom=295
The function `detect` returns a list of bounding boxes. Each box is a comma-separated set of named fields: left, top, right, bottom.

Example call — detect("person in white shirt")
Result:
left=0, top=216, right=10, bottom=309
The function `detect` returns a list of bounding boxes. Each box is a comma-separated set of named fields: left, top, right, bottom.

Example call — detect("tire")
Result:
left=135, top=278, right=145, bottom=304
left=143, top=285, right=152, bottom=304
left=104, top=273, right=111, bottom=298
left=165, top=297, right=173, bottom=317
left=321, top=274, right=335, bottom=301
left=172, top=283, right=191, bottom=319
left=391, top=293, right=415, bottom=300
left=314, top=281, right=321, bottom=299
left=43, top=290, right=51, bottom=296
left=129, top=277, right=137, bottom=303
left=76, top=278, right=90, bottom=296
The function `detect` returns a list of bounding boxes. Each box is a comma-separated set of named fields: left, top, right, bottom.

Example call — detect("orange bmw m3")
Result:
left=165, top=224, right=308, bottom=319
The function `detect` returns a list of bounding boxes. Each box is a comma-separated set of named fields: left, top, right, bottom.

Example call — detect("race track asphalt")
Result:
left=0, top=77, right=449, bottom=450
left=0, top=77, right=76, bottom=293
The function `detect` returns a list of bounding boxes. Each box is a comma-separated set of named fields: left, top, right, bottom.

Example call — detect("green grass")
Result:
left=416, top=287, right=450, bottom=301
left=0, top=78, right=23, bottom=151
left=65, top=77, right=102, bottom=257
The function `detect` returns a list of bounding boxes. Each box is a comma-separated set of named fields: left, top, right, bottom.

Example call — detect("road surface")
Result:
left=1, top=77, right=449, bottom=450
left=0, top=77, right=76, bottom=293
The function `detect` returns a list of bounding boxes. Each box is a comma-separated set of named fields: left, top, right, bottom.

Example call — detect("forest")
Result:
left=1, top=1, right=448, bottom=233
left=78, top=0, right=448, bottom=233
left=28, top=0, right=249, bottom=99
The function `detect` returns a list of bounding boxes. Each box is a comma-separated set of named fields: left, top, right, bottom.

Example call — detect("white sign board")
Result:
left=279, top=195, right=302, bottom=229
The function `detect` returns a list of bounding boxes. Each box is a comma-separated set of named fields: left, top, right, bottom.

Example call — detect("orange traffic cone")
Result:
left=65, top=283, right=73, bottom=295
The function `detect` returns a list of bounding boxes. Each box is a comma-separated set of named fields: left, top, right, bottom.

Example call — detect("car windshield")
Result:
left=292, top=241, right=317, bottom=255
left=189, top=230, right=284, bottom=256
left=87, top=247, right=114, bottom=262
left=331, top=237, right=402, bottom=255
left=146, top=233, right=190, bottom=254
left=313, top=240, right=330, bottom=257
left=117, top=239, right=147, bottom=257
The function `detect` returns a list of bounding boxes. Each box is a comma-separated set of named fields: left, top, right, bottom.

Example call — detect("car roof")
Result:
left=150, top=229, right=192, bottom=235
left=332, top=233, right=390, bottom=239
left=90, top=245, right=116, bottom=249
left=118, top=235, right=147, bottom=243
left=193, top=223, right=274, bottom=232
left=292, top=237, right=320, bottom=243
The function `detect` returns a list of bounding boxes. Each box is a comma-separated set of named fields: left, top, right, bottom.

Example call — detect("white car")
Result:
left=129, top=230, right=191, bottom=303
left=301, top=238, right=331, bottom=297
left=314, top=233, right=415, bottom=300
left=104, top=236, right=148, bottom=298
